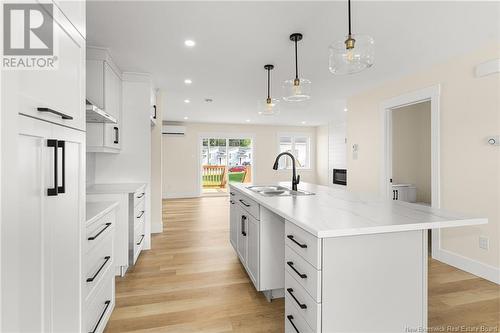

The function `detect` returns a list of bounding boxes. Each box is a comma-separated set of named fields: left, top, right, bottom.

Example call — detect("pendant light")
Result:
left=329, top=0, right=374, bottom=75
left=258, top=64, right=280, bottom=116
left=283, top=33, right=311, bottom=102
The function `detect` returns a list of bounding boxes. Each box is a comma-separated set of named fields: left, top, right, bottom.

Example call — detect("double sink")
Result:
left=247, top=185, right=315, bottom=197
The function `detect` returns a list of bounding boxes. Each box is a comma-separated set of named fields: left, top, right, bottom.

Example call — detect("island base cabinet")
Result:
left=321, top=230, right=427, bottom=332
left=246, top=216, right=260, bottom=287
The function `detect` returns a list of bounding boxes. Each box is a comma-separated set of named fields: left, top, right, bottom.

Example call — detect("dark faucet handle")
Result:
left=296, top=175, right=300, bottom=185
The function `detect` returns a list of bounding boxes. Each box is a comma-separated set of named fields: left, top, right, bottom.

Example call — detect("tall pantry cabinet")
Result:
left=1, top=2, right=86, bottom=332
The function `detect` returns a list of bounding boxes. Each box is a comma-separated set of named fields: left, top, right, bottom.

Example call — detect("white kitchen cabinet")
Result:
left=229, top=197, right=239, bottom=250
left=237, top=213, right=248, bottom=264
left=1, top=115, right=85, bottom=332
left=2, top=3, right=85, bottom=131
left=246, top=215, right=260, bottom=286
left=392, top=184, right=417, bottom=203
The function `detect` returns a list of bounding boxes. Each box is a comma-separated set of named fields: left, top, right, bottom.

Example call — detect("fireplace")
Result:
left=333, top=169, right=347, bottom=186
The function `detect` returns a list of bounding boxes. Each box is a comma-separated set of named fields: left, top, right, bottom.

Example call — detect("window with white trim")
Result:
left=278, top=135, right=311, bottom=169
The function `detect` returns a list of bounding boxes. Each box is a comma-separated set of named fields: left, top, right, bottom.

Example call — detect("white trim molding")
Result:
left=433, top=249, right=500, bottom=284
left=163, top=191, right=201, bottom=200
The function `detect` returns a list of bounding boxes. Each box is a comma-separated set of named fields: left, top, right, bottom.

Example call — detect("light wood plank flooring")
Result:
left=105, top=197, right=499, bottom=332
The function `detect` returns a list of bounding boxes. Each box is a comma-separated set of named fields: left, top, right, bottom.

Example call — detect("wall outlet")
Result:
left=479, top=236, right=489, bottom=250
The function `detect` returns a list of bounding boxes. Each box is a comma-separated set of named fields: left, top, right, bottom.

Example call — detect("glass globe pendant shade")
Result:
left=283, top=78, right=311, bottom=102
left=258, top=98, right=280, bottom=116
left=329, top=34, right=374, bottom=75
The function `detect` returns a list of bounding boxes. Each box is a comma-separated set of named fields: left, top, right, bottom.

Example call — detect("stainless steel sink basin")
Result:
left=247, top=185, right=314, bottom=197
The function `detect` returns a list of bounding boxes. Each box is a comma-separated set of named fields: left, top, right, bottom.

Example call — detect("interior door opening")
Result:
left=201, top=137, right=253, bottom=195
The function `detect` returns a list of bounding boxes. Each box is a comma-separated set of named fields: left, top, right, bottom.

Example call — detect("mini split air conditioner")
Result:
left=162, top=125, right=186, bottom=135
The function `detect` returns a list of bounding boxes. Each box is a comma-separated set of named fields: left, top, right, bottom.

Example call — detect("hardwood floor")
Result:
left=105, top=197, right=499, bottom=332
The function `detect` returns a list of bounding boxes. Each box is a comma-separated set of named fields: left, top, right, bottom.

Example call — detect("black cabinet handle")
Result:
left=287, top=288, right=307, bottom=309
left=287, top=235, right=307, bottom=249
left=136, top=211, right=145, bottom=219
left=286, top=315, right=300, bottom=333
left=396, top=190, right=399, bottom=200
left=136, top=193, right=145, bottom=199
left=136, top=234, right=145, bottom=246
left=37, top=107, right=73, bottom=120
left=47, top=139, right=58, bottom=196
left=287, top=261, right=307, bottom=279
left=230, top=192, right=235, bottom=196
left=239, top=199, right=250, bottom=207
left=89, top=300, right=111, bottom=333
left=230, top=200, right=235, bottom=204
left=241, top=215, right=247, bottom=236
left=57, top=141, right=66, bottom=194
left=88, top=223, right=112, bottom=241
left=113, top=126, right=119, bottom=144
left=393, top=190, right=395, bottom=200
left=86, top=256, right=111, bottom=282
left=153, top=105, right=157, bottom=119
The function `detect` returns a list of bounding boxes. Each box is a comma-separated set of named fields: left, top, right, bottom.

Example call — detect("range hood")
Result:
left=86, top=99, right=117, bottom=123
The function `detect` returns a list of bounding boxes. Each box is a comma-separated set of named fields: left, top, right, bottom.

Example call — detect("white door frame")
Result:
left=197, top=133, right=256, bottom=196
left=380, top=84, right=441, bottom=258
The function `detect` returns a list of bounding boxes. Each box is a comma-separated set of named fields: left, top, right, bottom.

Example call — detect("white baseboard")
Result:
left=163, top=192, right=200, bottom=199
left=433, top=248, right=500, bottom=284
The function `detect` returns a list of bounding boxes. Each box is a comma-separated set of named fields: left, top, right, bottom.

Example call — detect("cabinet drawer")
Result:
left=285, top=296, right=315, bottom=333
left=3, top=3, right=85, bottom=130
left=133, top=222, right=145, bottom=264
left=285, top=221, right=322, bottom=269
left=285, top=272, right=321, bottom=332
left=134, top=188, right=146, bottom=207
left=237, top=194, right=260, bottom=221
left=84, top=233, right=113, bottom=302
left=285, top=245, right=321, bottom=302
left=85, top=210, right=115, bottom=254
left=134, top=199, right=145, bottom=223
left=84, top=268, right=114, bottom=333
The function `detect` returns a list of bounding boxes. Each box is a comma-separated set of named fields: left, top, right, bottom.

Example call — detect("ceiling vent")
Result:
left=162, top=125, right=186, bottom=136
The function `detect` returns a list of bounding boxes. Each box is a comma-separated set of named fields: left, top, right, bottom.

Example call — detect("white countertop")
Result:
left=86, top=201, right=119, bottom=224
left=86, top=183, right=146, bottom=195
left=230, top=182, right=487, bottom=238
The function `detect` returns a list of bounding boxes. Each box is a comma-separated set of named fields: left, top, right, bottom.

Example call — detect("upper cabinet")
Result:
left=87, top=47, right=123, bottom=153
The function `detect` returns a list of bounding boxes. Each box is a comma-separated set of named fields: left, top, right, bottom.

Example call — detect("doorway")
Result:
left=381, top=85, right=441, bottom=257
left=200, top=136, right=253, bottom=195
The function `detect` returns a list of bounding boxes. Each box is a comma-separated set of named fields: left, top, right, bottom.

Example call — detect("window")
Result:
left=278, top=135, right=311, bottom=169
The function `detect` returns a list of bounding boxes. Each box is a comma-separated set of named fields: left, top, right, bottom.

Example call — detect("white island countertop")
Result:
left=86, top=201, right=119, bottom=224
left=230, top=182, right=487, bottom=238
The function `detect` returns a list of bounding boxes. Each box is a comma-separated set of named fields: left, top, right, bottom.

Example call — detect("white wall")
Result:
left=392, top=101, right=432, bottom=204
left=150, top=91, right=163, bottom=234
left=316, top=125, right=329, bottom=186
left=162, top=122, right=317, bottom=198
left=347, top=44, right=500, bottom=280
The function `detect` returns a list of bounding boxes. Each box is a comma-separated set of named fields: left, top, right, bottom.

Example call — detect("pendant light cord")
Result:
left=267, top=68, right=271, bottom=99
left=294, top=37, right=299, bottom=80
left=348, top=0, right=352, bottom=36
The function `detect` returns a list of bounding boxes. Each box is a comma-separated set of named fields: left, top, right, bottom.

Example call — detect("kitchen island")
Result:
left=228, top=182, right=486, bottom=333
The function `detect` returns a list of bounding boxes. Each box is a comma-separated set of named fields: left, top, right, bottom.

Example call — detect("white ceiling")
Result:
left=87, top=1, right=499, bottom=126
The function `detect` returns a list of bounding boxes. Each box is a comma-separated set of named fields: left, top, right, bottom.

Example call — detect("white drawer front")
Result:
left=237, top=194, right=260, bottom=221
left=285, top=245, right=321, bottom=302
left=134, top=199, right=146, bottom=225
left=229, top=189, right=240, bottom=203
left=84, top=233, right=113, bottom=301
left=84, top=268, right=114, bottom=333
left=134, top=188, right=146, bottom=207
left=133, top=222, right=145, bottom=264
left=285, top=296, right=315, bottom=333
left=285, top=221, right=322, bottom=269
left=85, top=210, right=115, bottom=254
left=285, top=272, right=321, bottom=332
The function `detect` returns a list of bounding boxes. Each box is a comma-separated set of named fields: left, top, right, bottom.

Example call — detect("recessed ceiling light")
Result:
left=245, top=119, right=250, bottom=122
left=344, top=108, right=348, bottom=112
left=184, top=40, right=196, bottom=47
left=184, top=79, right=192, bottom=85
left=183, top=116, right=189, bottom=120
left=184, top=99, right=190, bottom=104
left=301, top=121, right=307, bottom=124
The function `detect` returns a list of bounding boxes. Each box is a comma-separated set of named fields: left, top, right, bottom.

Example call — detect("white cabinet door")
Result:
left=2, top=4, right=85, bottom=131
left=229, top=199, right=238, bottom=250
left=104, top=62, right=121, bottom=120
left=237, top=212, right=248, bottom=264
left=103, top=123, right=121, bottom=150
left=1, top=116, right=84, bottom=332
left=247, top=215, right=260, bottom=288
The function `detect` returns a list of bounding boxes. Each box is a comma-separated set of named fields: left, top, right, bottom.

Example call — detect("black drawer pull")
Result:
left=136, top=193, right=145, bottom=199
left=239, top=199, right=250, bottom=207
left=287, top=261, right=307, bottom=279
left=287, top=288, right=307, bottom=309
left=88, top=223, right=112, bottom=241
left=86, top=256, right=111, bottom=282
left=89, top=300, right=111, bottom=333
left=136, top=210, right=145, bottom=219
left=287, top=315, right=300, bottom=333
left=287, top=235, right=307, bottom=248
left=230, top=192, right=235, bottom=196
left=136, top=234, right=145, bottom=246
left=37, top=107, right=73, bottom=120
left=47, top=139, right=58, bottom=196
left=241, top=215, right=247, bottom=236
left=230, top=200, right=235, bottom=204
